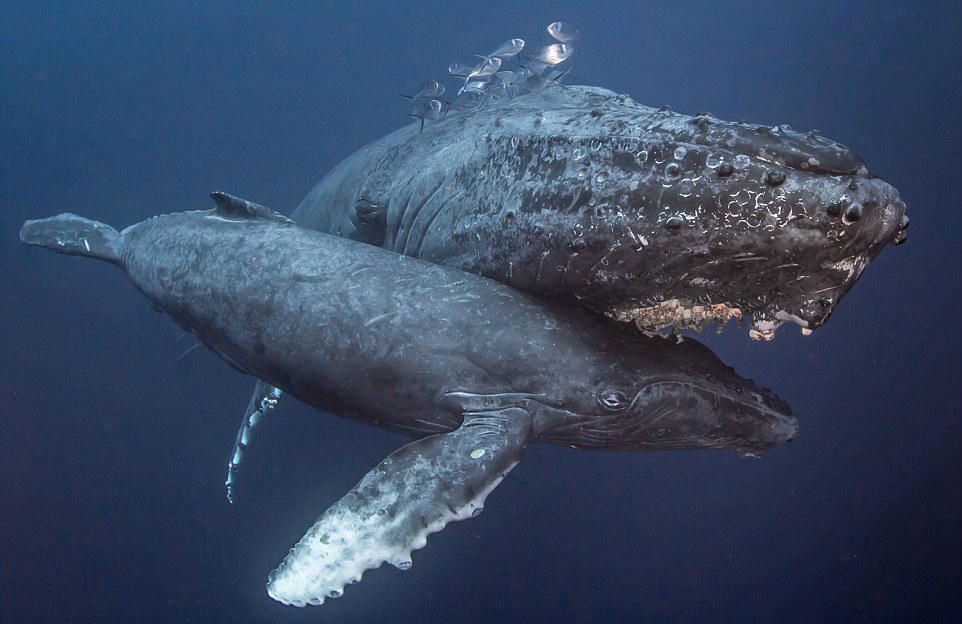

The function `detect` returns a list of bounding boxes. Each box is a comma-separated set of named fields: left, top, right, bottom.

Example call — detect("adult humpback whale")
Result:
left=20, top=194, right=797, bottom=607
left=294, top=84, right=908, bottom=339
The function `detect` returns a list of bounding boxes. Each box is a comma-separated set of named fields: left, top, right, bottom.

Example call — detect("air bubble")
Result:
left=636, top=150, right=649, bottom=163
left=665, top=163, right=681, bottom=179
left=734, top=154, right=751, bottom=169
left=673, top=146, right=687, bottom=160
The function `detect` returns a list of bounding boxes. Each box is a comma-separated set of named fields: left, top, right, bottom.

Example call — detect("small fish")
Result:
left=448, top=90, right=484, bottom=112
left=517, top=67, right=571, bottom=94
left=448, top=62, right=473, bottom=77
left=408, top=98, right=443, bottom=131
left=488, top=38, right=525, bottom=59
left=488, top=71, right=516, bottom=98
left=529, top=43, right=574, bottom=65
left=402, top=79, right=445, bottom=100
left=547, top=21, right=579, bottom=43
left=467, top=56, right=501, bottom=80
left=458, top=80, right=489, bottom=96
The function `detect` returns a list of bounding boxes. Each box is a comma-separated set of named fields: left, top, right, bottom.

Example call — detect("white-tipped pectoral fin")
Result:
left=266, top=407, right=532, bottom=607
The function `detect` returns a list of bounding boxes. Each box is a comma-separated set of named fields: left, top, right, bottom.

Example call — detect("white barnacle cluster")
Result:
left=608, top=299, right=745, bottom=337
left=405, top=21, right=579, bottom=129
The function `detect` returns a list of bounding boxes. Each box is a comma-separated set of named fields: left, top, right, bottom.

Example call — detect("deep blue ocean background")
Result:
left=2, top=2, right=960, bottom=622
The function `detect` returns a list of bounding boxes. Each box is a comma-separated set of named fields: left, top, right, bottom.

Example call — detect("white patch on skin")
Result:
left=775, top=310, right=809, bottom=328
left=203, top=214, right=245, bottom=223
left=823, top=255, right=868, bottom=282
left=363, top=311, right=397, bottom=327
left=749, top=318, right=781, bottom=341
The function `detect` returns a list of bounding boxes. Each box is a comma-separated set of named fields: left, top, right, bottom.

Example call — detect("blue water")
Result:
left=2, top=2, right=959, bottom=622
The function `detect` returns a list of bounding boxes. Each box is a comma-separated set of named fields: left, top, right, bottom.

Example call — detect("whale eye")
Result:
left=598, top=389, right=630, bottom=411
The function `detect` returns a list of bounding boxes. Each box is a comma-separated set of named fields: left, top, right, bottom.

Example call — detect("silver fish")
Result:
left=448, top=90, right=484, bottom=111
left=408, top=98, right=442, bottom=131
left=411, top=79, right=445, bottom=99
left=488, top=37, right=525, bottom=58
left=529, top=43, right=574, bottom=65
left=447, top=61, right=475, bottom=77
left=467, top=55, right=501, bottom=79
left=547, top=21, right=579, bottom=43
left=459, top=80, right=489, bottom=95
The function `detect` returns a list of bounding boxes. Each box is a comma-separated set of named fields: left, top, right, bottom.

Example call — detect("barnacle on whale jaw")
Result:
left=609, top=299, right=745, bottom=337
left=608, top=293, right=834, bottom=341
left=612, top=301, right=811, bottom=341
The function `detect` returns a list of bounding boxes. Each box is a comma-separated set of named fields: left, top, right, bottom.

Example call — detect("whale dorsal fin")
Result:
left=210, top=191, right=293, bottom=224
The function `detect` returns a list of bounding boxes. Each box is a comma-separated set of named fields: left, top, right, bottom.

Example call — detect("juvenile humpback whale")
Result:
left=20, top=194, right=797, bottom=607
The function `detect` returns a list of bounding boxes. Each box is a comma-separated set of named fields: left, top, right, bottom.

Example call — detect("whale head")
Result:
left=547, top=333, right=798, bottom=455
left=592, top=117, right=910, bottom=339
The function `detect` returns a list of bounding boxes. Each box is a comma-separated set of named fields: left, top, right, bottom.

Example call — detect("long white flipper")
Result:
left=266, top=407, right=532, bottom=607
left=226, top=381, right=283, bottom=503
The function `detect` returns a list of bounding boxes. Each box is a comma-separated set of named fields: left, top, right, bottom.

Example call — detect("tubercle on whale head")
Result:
left=541, top=103, right=910, bottom=339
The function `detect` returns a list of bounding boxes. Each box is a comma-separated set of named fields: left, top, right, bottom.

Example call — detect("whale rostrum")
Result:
left=21, top=194, right=797, bottom=606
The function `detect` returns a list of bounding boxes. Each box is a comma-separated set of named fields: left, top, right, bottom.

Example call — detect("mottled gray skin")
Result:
left=20, top=206, right=795, bottom=453
left=294, top=85, right=908, bottom=336
left=21, top=203, right=797, bottom=606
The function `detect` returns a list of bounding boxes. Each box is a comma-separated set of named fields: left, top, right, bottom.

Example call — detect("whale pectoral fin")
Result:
left=225, top=381, right=283, bottom=503
left=266, top=407, right=533, bottom=607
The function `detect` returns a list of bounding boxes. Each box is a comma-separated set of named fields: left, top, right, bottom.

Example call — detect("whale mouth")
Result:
left=608, top=299, right=745, bottom=336
left=611, top=255, right=869, bottom=340
left=603, top=182, right=908, bottom=341
left=615, top=375, right=797, bottom=455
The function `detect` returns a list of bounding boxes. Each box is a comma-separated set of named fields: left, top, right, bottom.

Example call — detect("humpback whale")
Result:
left=227, top=80, right=909, bottom=501
left=293, top=84, right=908, bottom=339
left=20, top=194, right=797, bottom=607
